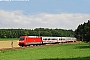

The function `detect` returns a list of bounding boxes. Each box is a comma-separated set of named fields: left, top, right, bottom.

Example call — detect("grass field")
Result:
left=0, top=43, right=90, bottom=60
left=0, top=38, right=19, bottom=41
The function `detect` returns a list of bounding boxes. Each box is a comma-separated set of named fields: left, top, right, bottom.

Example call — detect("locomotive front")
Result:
left=18, top=36, right=26, bottom=46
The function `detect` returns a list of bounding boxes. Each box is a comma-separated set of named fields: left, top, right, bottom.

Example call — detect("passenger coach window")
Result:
left=62, top=39, right=65, bottom=40
left=52, top=39, right=55, bottom=40
left=52, top=38, right=57, bottom=40
left=43, top=39, right=47, bottom=40
left=20, top=38, right=24, bottom=40
left=59, top=39, right=61, bottom=40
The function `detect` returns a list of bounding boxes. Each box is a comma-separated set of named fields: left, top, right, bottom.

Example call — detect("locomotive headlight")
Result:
left=19, top=41, right=24, bottom=42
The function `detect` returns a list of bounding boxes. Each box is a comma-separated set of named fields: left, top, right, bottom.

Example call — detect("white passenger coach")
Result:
left=42, top=36, right=76, bottom=44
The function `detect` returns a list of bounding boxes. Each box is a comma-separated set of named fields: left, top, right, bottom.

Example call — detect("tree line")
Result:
left=75, top=20, right=90, bottom=42
left=0, top=20, right=89, bottom=42
left=0, top=28, right=74, bottom=38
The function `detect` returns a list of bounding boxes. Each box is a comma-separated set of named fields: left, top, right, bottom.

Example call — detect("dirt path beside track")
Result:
left=0, top=40, right=19, bottom=49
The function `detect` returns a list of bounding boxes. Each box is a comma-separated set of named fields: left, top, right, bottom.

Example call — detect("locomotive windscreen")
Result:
left=20, top=38, right=24, bottom=40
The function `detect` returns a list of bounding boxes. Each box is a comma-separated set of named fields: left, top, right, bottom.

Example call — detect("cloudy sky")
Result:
left=0, top=0, right=90, bottom=30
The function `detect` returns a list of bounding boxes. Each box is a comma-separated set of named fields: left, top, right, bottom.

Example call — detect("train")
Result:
left=18, top=36, right=76, bottom=47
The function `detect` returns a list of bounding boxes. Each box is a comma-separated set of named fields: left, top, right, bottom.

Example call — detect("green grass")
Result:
left=0, top=38, right=19, bottom=41
left=0, top=43, right=90, bottom=60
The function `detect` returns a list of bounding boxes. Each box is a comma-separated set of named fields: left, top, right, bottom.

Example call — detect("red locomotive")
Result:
left=19, top=36, right=42, bottom=46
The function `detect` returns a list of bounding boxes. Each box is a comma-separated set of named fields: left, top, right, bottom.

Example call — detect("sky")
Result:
left=0, top=0, right=90, bottom=30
